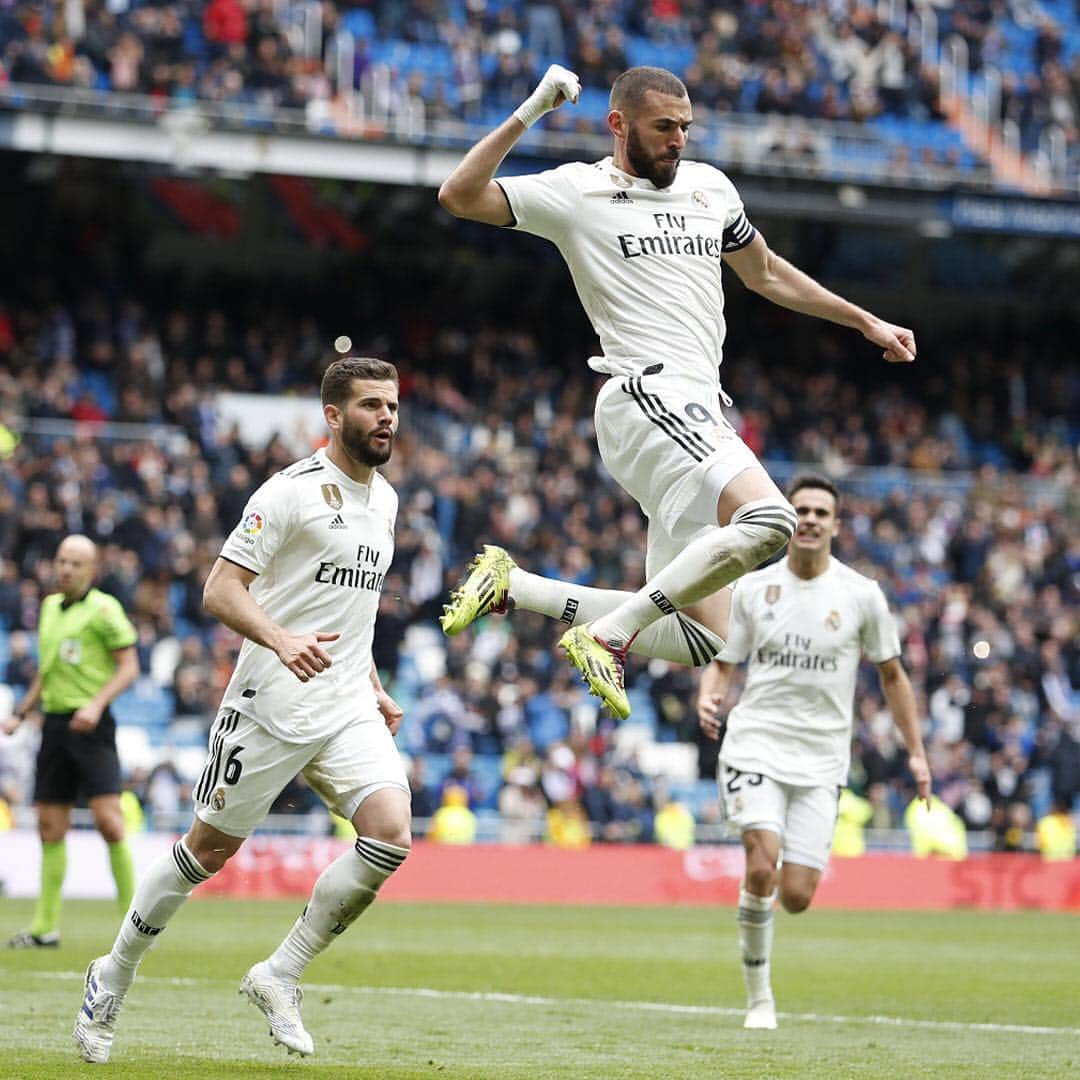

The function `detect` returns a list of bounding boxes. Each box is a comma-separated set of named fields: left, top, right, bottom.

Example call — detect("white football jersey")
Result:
left=218, top=447, right=397, bottom=743
left=498, top=156, right=755, bottom=387
left=717, top=557, right=901, bottom=788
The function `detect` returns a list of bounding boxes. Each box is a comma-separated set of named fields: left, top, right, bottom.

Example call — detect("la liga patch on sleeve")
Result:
left=237, top=510, right=266, bottom=545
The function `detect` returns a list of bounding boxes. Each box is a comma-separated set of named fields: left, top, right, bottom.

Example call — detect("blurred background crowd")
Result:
left=0, top=0, right=1077, bottom=856
left=0, top=285, right=1076, bottom=851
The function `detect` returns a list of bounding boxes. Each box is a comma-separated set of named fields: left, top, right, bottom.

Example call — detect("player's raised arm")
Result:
left=876, top=656, right=932, bottom=808
left=203, top=558, right=339, bottom=683
left=723, top=231, right=916, bottom=363
left=438, top=64, right=580, bottom=225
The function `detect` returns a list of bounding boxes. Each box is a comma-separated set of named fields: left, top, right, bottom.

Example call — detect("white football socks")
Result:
left=590, top=498, right=796, bottom=648
left=737, top=887, right=776, bottom=1005
left=266, top=837, right=409, bottom=983
left=101, top=838, right=214, bottom=994
left=508, top=568, right=724, bottom=665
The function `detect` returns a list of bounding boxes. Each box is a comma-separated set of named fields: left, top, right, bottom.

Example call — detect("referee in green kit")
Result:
left=4, top=535, right=139, bottom=948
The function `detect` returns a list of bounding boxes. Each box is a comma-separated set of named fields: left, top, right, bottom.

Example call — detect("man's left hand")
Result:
left=376, top=690, right=404, bottom=736
left=864, top=318, right=916, bottom=363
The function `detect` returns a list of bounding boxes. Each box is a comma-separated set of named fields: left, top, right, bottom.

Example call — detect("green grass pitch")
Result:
left=1, top=898, right=1076, bottom=1078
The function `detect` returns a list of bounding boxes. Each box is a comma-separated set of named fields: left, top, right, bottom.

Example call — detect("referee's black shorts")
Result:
left=33, top=708, right=122, bottom=804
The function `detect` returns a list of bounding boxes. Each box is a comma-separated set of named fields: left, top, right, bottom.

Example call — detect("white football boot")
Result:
left=73, top=956, right=126, bottom=1063
left=744, top=995, right=778, bottom=1030
left=240, top=960, right=315, bottom=1056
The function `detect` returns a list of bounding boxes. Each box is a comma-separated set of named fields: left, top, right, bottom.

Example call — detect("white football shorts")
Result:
left=193, top=707, right=409, bottom=838
left=593, top=366, right=762, bottom=576
left=718, top=764, right=840, bottom=872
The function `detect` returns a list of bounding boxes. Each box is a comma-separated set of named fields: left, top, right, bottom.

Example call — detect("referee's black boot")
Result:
left=7, top=928, right=60, bottom=948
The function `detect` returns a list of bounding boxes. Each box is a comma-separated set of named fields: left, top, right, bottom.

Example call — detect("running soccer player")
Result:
left=438, top=65, right=916, bottom=720
left=697, top=475, right=931, bottom=1030
left=73, top=358, right=411, bottom=1063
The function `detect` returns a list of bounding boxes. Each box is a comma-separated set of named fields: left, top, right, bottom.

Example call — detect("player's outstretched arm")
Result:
left=697, top=660, right=735, bottom=742
left=438, top=64, right=580, bottom=226
left=877, top=656, right=932, bottom=808
left=203, top=558, right=340, bottom=683
left=724, top=232, right=915, bottom=363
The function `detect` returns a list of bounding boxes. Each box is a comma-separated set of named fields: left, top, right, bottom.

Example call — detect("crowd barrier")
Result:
left=3, top=831, right=1077, bottom=910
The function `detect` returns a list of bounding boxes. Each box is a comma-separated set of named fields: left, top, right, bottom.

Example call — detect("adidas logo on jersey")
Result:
left=610, top=190, right=633, bottom=205
left=328, top=514, right=348, bottom=530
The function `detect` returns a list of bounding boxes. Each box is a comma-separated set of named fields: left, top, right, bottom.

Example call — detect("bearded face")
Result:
left=340, top=409, right=395, bottom=467
left=626, top=120, right=682, bottom=189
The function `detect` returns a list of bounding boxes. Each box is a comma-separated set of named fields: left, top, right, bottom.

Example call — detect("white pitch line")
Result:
left=21, top=971, right=1080, bottom=1038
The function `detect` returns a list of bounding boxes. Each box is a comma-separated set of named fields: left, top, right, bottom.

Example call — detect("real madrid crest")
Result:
left=691, top=190, right=709, bottom=208
left=765, top=585, right=781, bottom=605
left=825, top=610, right=842, bottom=631
left=321, top=483, right=343, bottom=510
left=211, top=788, right=226, bottom=811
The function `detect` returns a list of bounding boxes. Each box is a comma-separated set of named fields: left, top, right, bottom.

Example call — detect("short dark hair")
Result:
left=610, top=66, right=688, bottom=113
left=320, top=357, right=398, bottom=408
left=788, top=474, right=840, bottom=506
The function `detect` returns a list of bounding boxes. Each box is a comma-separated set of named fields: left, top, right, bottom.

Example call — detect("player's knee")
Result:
left=184, top=838, right=236, bottom=875
left=38, top=821, right=67, bottom=843
left=744, top=851, right=777, bottom=895
left=372, top=824, right=412, bottom=853
left=779, top=887, right=814, bottom=914
left=731, top=498, right=797, bottom=563
left=745, top=867, right=775, bottom=896
left=98, top=818, right=125, bottom=845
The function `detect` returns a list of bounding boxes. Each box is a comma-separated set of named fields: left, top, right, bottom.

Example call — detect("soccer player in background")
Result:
left=4, top=534, right=138, bottom=949
left=697, top=475, right=932, bottom=1030
left=438, top=65, right=916, bottom=721
left=73, top=358, right=412, bottom=1063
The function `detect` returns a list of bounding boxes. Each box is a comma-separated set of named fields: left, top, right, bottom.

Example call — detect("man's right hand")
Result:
left=275, top=631, right=340, bottom=682
left=514, top=64, right=581, bottom=129
left=697, top=693, right=726, bottom=741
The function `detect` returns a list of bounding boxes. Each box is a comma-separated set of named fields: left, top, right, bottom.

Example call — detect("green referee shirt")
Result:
left=36, top=588, right=138, bottom=714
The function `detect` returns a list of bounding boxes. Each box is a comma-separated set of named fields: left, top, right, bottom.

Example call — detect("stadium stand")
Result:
left=7, top=0, right=1079, bottom=189
left=0, top=283, right=1076, bottom=847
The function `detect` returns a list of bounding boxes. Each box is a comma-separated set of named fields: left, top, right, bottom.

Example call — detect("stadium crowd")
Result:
left=3, top=0, right=1070, bottom=146
left=0, top=290, right=1076, bottom=851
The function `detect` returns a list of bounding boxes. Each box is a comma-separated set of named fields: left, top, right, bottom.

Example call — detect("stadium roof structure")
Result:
left=3, top=82, right=1080, bottom=243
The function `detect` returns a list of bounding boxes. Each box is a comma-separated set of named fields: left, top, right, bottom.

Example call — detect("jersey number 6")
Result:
left=224, top=746, right=245, bottom=786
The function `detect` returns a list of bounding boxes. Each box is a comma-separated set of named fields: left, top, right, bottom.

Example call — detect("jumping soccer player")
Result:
left=439, top=65, right=916, bottom=719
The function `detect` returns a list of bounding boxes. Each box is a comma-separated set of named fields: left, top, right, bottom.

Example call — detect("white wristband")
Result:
left=513, top=90, right=551, bottom=130
left=513, top=65, right=580, bottom=129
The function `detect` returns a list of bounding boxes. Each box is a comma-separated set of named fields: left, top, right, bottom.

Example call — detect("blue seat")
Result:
left=113, top=678, right=174, bottom=729
left=341, top=9, right=376, bottom=40
left=576, top=86, right=611, bottom=123
left=625, top=36, right=695, bottom=77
